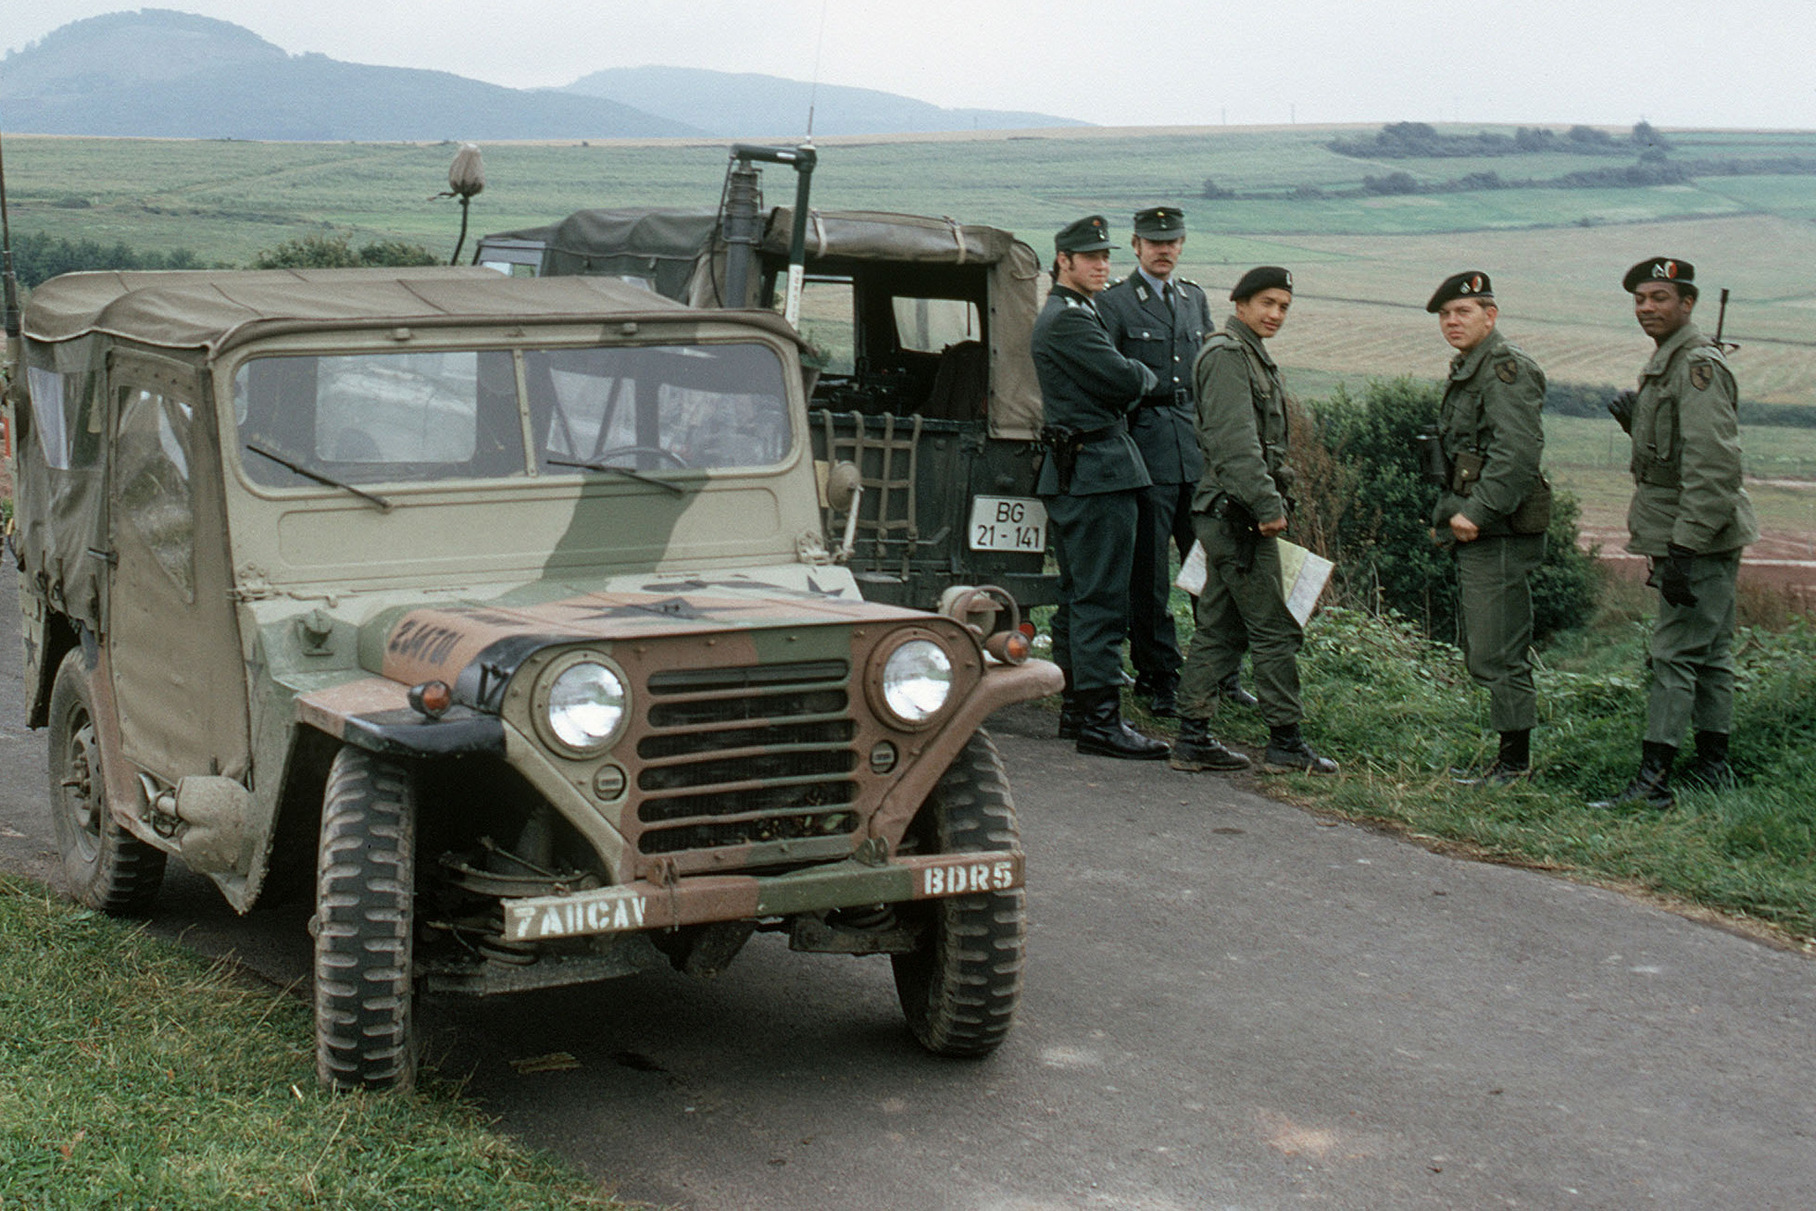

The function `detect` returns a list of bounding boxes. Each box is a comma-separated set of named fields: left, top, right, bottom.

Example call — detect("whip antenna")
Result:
left=805, top=0, right=829, bottom=140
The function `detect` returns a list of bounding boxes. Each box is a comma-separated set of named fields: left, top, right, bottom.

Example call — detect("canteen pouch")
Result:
left=1509, top=475, right=1552, bottom=535
left=1449, top=449, right=1485, bottom=496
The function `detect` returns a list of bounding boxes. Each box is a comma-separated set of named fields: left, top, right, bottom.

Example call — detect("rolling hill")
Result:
left=0, top=10, right=697, bottom=140
left=564, top=65, right=1086, bottom=138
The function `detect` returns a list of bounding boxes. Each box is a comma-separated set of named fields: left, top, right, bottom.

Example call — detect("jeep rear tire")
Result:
left=892, top=729, right=1025, bottom=1057
left=314, top=746, right=417, bottom=1092
left=47, top=650, right=166, bottom=913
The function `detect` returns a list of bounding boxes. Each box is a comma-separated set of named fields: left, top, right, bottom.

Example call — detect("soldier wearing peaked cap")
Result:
left=1424, top=271, right=1550, bottom=785
left=1034, top=216, right=1170, bottom=760
left=1172, top=266, right=1337, bottom=776
left=1095, top=206, right=1229, bottom=719
left=1593, top=257, right=1758, bottom=811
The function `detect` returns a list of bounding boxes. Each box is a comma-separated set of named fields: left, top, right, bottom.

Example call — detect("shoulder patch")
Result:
left=1690, top=362, right=1713, bottom=391
left=1495, top=357, right=1517, bottom=384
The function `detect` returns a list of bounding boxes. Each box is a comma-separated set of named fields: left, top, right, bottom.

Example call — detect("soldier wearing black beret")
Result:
left=1172, top=266, right=1337, bottom=775
left=1594, top=257, right=1757, bottom=809
left=1094, top=206, right=1230, bottom=719
left=1033, top=216, right=1170, bottom=759
left=1424, top=271, right=1550, bottom=784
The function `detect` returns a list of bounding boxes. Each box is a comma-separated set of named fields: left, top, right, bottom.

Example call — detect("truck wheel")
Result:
left=47, top=650, right=166, bottom=913
left=314, top=746, right=417, bottom=1092
left=892, top=729, right=1025, bottom=1057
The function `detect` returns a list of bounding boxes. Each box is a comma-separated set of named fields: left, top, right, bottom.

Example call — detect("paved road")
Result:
left=3, top=567, right=1813, bottom=1208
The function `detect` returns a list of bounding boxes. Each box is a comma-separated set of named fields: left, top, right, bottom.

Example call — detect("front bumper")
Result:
left=502, top=849, right=1023, bottom=943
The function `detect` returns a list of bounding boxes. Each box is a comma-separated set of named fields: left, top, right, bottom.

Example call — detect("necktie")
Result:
left=1162, top=282, right=1176, bottom=314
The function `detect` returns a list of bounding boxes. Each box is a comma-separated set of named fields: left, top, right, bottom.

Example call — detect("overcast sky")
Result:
left=7, top=1, right=1816, bottom=130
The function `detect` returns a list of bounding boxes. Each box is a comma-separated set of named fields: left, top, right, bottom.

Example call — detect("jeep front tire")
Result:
left=314, top=746, right=418, bottom=1092
left=892, top=729, right=1025, bottom=1057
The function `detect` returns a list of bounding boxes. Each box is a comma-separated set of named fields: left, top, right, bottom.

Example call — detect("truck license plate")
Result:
left=968, top=496, right=1047, bottom=553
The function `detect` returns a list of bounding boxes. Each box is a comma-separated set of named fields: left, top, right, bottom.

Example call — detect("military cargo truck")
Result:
left=5, top=266, right=1059, bottom=1090
left=476, top=172, right=1057, bottom=614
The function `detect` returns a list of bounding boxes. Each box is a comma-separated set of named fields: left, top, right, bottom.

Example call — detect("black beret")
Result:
left=1425, top=270, right=1495, bottom=313
left=1055, top=215, right=1113, bottom=253
left=1623, top=256, right=1697, bottom=296
left=1132, top=206, right=1186, bottom=240
left=1231, top=266, right=1293, bottom=301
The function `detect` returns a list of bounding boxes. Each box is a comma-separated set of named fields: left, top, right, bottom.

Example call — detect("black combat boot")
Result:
left=1453, top=729, right=1532, bottom=786
left=1168, top=717, right=1250, bottom=772
left=1075, top=688, right=1171, bottom=760
left=1679, top=731, right=1736, bottom=792
left=1220, top=671, right=1259, bottom=709
left=1263, top=724, right=1339, bottom=775
left=1140, top=677, right=1179, bottom=718
left=1589, top=741, right=1676, bottom=810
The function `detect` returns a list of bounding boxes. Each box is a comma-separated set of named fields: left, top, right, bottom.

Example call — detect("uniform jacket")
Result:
left=1627, top=321, right=1758, bottom=556
left=1433, top=327, right=1546, bottom=535
left=1190, top=317, right=1294, bottom=524
left=1095, top=273, right=1211, bottom=485
left=1032, top=284, right=1158, bottom=496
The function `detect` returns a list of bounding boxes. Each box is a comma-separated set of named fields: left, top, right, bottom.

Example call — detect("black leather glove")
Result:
left=1608, top=389, right=1637, bottom=434
left=1659, top=544, right=1698, bottom=607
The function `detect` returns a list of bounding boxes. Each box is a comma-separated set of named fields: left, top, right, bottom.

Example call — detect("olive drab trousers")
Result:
left=1455, top=532, right=1545, bottom=733
left=1176, top=512, right=1303, bottom=727
left=1646, top=548, right=1742, bottom=745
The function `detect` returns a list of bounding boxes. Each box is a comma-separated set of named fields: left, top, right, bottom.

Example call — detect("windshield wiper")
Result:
left=246, top=443, right=393, bottom=512
left=545, top=457, right=685, bottom=496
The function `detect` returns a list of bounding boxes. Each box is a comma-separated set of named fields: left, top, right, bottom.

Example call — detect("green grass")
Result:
left=1138, top=604, right=1816, bottom=946
left=0, top=875, right=620, bottom=1209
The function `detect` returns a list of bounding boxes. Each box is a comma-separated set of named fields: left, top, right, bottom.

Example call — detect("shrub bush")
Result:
left=1298, top=378, right=1599, bottom=644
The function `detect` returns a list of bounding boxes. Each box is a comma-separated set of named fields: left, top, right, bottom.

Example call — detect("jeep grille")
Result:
left=634, top=660, right=859, bottom=856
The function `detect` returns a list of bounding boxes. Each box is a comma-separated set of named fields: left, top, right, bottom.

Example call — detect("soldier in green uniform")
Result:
left=1594, top=257, right=1757, bottom=809
left=1172, top=267, right=1337, bottom=775
left=1034, top=216, right=1169, bottom=760
left=1425, top=271, right=1550, bottom=783
left=1095, top=206, right=1230, bottom=717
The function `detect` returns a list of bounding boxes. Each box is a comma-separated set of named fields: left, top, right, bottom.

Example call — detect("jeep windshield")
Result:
left=234, top=340, right=792, bottom=489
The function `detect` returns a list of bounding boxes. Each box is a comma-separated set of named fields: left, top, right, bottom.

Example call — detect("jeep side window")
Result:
left=777, top=279, right=855, bottom=376
left=25, top=366, right=101, bottom=472
left=891, top=296, right=980, bottom=354
left=524, top=343, right=792, bottom=473
left=116, top=387, right=196, bottom=600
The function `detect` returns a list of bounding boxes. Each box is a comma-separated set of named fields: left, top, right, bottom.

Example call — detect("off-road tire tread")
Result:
left=47, top=651, right=165, bottom=914
left=315, top=746, right=417, bottom=1092
left=892, top=729, right=1025, bottom=1057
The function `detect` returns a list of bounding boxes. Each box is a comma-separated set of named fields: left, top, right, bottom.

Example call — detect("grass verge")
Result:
left=1174, top=603, right=1816, bottom=948
left=0, top=874, right=620, bottom=1210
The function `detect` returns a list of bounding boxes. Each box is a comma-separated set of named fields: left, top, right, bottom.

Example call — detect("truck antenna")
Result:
left=1, top=123, right=20, bottom=345
left=1713, top=287, right=1739, bottom=354
left=805, top=0, right=829, bottom=140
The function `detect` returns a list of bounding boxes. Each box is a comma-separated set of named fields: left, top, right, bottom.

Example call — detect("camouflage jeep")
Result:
left=5, top=266, right=1059, bottom=1091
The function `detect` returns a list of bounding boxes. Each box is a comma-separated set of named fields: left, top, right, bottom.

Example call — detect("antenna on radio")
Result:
left=804, top=0, right=829, bottom=140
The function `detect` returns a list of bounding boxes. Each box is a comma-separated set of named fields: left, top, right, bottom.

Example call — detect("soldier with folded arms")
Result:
left=1033, top=215, right=1169, bottom=760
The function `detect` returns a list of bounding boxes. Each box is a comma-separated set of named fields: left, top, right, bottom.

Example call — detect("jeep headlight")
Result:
left=539, top=657, right=628, bottom=754
left=879, top=638, right=953, bottom=726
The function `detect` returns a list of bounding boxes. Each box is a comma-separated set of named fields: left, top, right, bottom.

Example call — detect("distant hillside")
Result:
left=564, top=65, right=1087, bottom=138
left=0, top=10, right=697, bottom=140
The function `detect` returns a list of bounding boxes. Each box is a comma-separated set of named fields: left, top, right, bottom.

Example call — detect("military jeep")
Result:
left=5, top=266, right=1058, bottom=1090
